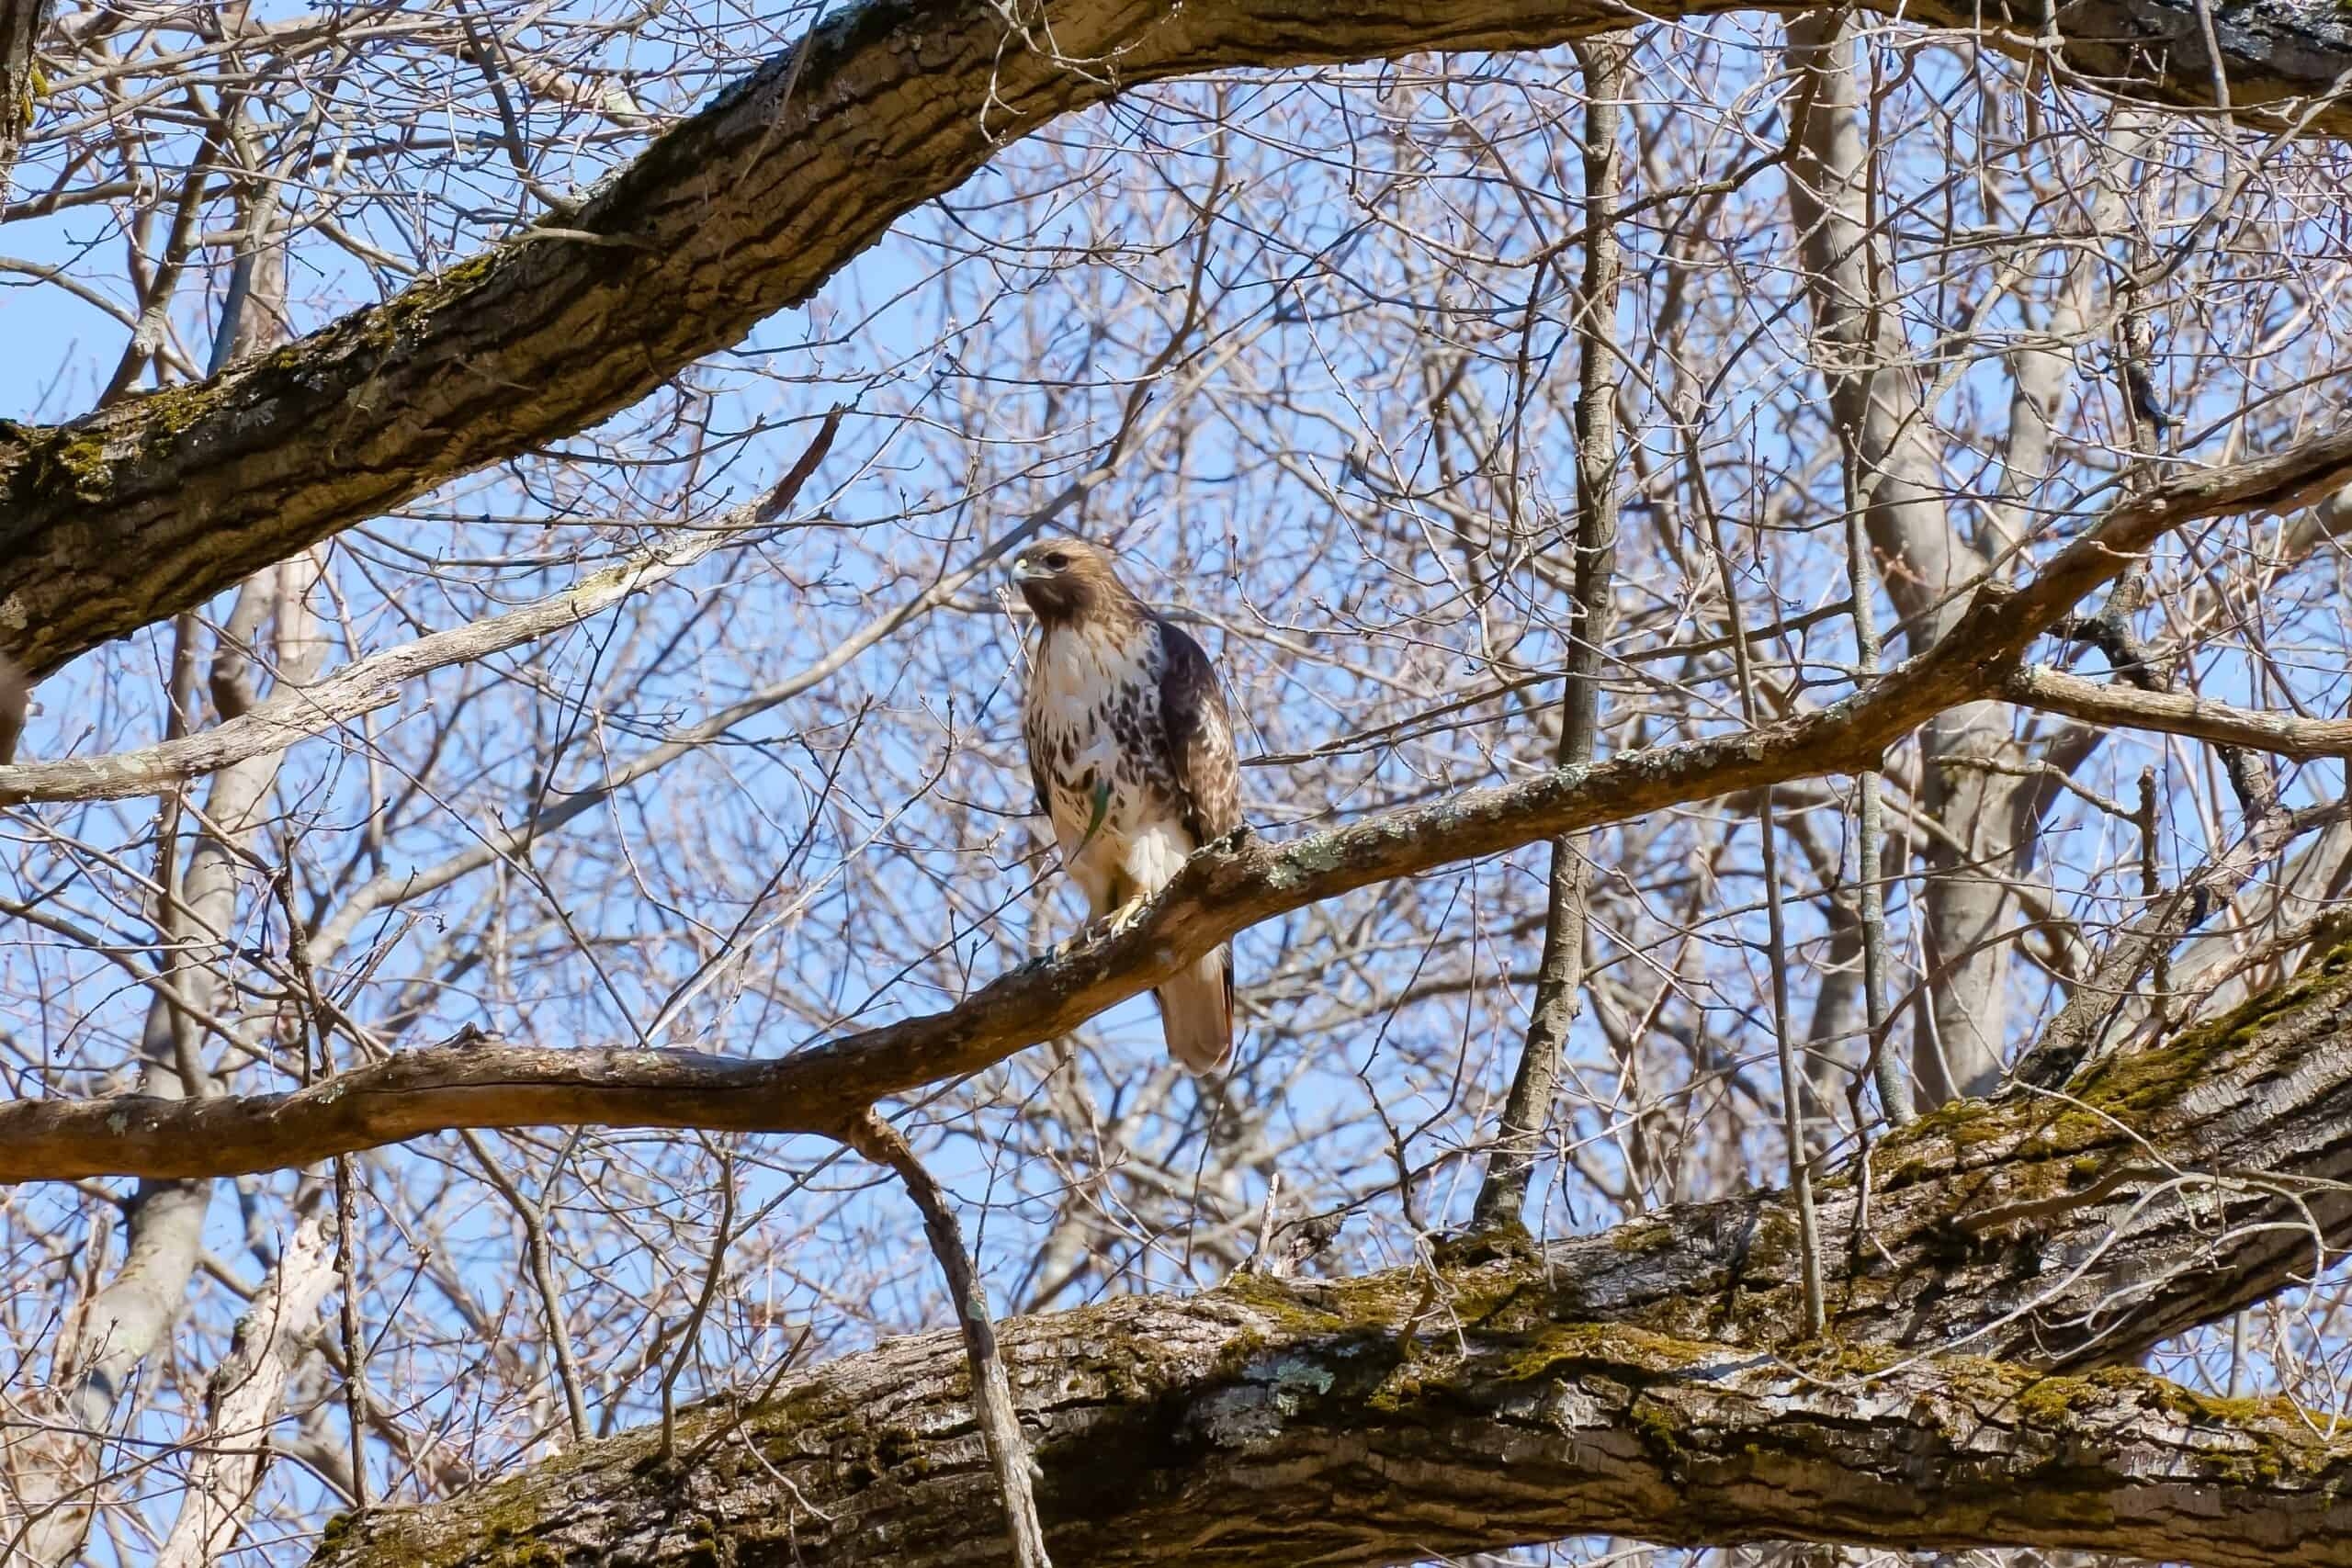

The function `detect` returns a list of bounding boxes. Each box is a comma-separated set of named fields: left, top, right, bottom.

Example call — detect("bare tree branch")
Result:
left=2008, top=662, right=2352, bottom=759
left=0, top=408, right=840, bottom=806
left=315, top=1312, right=2352, bottom=1568
left=3, top=0, right=2347, bottom=677
left=1474, top=31, right=1627, bottom=1228
left=6, top=424, right=2349, bottom=1185
left=845, top=1111, right=1052, bottom=1568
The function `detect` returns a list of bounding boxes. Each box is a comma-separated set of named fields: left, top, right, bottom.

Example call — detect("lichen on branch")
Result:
left=310, top=949, right=2352, bottom=1566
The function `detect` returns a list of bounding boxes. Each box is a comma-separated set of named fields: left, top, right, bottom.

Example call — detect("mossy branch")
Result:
left=312, top=1251, right=2352, bottom=1568
left=305, top=947, right=2352, bottom=1565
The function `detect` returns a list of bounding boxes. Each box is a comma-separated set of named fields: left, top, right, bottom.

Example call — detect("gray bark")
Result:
left=14, top=562, right=323, bottom=1565
left=153, top=1194, right=339, bottom=1568
left=315, top=937, right=2352, bottom=1566
left=0, top=0, right=47, bottom=202
left=1476, top=32, right=1626, bottom=1228
left=1783, top=15, right=2026, bottom=1104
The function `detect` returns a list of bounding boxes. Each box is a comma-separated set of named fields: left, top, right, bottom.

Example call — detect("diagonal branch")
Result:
left=0, top=530, right=718, bottom=806
left=0, top=409, right=840, bottom=807
left=845, top=1112, right=1053, bottom=1568
left=3, top=0, right=2349, bottom=677
left=6, top=429, right=2351, bottom=1185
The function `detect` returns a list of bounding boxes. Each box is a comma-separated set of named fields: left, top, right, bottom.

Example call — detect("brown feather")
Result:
left=1157, top=947, right=1235, bottom=1075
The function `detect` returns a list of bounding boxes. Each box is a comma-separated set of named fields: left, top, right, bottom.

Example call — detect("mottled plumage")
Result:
left=1013, top=537, right=1240, bottom=1073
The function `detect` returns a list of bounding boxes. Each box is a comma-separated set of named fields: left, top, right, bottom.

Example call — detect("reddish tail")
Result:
left=1156, top=945, right=1233, bottom=1075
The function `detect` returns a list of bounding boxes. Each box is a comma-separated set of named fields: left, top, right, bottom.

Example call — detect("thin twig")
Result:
left=1837, top=421, right=1910, bottom=1129
left=458, top=1129, right=592, bottom=1445
left=1701, top=494, right=1827, bottom=1337
left=845, top=1111, right=1052, bottom=1568
left=2139, top=767, right=2168, bottom=1024
left=277, top=860, right=371, bottom=1507
left=1249, top=1169, right=1283, bottom=1272
left=660, top=1145, right=736, bottom=1461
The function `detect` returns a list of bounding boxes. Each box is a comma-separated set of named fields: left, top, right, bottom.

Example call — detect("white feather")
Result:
left=1023, top=621, right=1187, bottom=920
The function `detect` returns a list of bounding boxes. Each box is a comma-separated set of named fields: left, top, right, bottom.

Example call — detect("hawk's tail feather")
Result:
left=1155, top=945, right=1233, bottom=1075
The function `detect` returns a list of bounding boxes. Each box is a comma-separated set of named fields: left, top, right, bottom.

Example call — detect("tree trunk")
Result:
left=9, top=560, right=325, bottom=1564
left=0, top=0, right=48, bottom=201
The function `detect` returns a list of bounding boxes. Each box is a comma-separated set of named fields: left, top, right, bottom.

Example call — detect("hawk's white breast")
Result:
left=1023, top=619, right=1185, bottom=914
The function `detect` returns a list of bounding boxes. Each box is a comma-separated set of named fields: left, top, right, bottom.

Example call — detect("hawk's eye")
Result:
left=1045, top=551, right=1070, bottom=570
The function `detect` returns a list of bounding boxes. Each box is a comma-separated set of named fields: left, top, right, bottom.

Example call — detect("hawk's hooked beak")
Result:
left=1011, top=558, right=1048, bottom=582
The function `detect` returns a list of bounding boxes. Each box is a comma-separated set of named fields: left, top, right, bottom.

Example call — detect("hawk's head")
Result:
left=1010, top=537, right=1138, bottom=627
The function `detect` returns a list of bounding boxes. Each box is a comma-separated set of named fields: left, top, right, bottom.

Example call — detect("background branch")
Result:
left=844, top=1111, right=1052, bottom=1568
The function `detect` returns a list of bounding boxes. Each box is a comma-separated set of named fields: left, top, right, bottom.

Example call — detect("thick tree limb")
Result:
left=0, top=0, right=48, bottom=203
left=308, top=942, right=2352, bottom=1566
left=3, top=0, right=2349, bottom=676
left=315, top=1312, right=2352, bottom=1568
left=6, top=430, right=2349, bottom=1185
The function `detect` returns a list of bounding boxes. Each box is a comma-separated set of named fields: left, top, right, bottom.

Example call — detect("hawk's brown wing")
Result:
left=1153, top=615, right=1241, bottom=1071
left=1154, top=618, right=1240, bottom=846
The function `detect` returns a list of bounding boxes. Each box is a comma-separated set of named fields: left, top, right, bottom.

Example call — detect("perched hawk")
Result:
left=1013, top=537, right=1241, bottom=1074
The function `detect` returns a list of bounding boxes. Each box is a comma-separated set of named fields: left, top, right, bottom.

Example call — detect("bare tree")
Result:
left=5, top=0, right=2352, bottom=1564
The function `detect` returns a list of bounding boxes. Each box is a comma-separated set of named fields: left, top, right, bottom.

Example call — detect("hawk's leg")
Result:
left=1094, top=891, right=1151, bottom=939
left=1046, top=890, right=1152, bottom=961
left=1053, top=884, right=1152, bottom=959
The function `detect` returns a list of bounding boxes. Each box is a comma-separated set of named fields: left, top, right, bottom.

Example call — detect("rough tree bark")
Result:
left=308, top=936, right=2352, bottom=1566
left=0, top=0, right=46, bottom=201
left=2, top=0, right=2348, bottom=678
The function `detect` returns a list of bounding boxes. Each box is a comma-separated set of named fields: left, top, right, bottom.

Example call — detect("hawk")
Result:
left=1012, top=537, right=1241, bottom=1074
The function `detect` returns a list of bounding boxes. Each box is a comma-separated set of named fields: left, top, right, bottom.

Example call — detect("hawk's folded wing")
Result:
left=1155, top=618, right=1239, bottom=846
